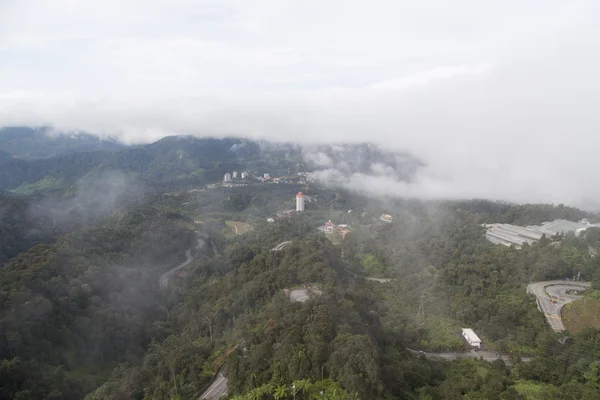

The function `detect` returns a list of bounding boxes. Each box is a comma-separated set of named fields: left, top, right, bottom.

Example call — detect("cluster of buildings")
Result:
left=223, top=171, right=249, bottom=182
left=484, top=219, right=600, bottom=248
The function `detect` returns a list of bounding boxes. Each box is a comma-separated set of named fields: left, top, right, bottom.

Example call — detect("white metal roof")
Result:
left=462, top=328, right=482, bottom=343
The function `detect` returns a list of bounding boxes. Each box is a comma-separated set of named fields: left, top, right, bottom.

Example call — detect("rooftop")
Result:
left=484, top=219, right=596, bottom=247
left=462, top=328, right=482, bottom=343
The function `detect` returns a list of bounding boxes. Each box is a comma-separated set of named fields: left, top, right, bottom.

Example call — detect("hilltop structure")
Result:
left=296, top=192, right=305, bottom=212
left=318, top=220, right=351, bottom=238
left=223, top=173, right=232, bottom=182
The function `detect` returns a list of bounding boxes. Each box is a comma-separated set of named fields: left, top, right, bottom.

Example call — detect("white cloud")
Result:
left=1, top=0, right=600, bottom=208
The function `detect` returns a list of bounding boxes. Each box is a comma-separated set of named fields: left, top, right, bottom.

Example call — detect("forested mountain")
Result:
left=0, top=136, right=269, bottom=194
left=0, top=193, right=55, bottom=266
left=0, top=150, right=11, bottom=163
left=0, top=132, right=424, bottom=197
left=1, top=132, right=600, bottom=399
left=0, top=127, right=125, bottom=159
left=0, top=201, right=197, bottom=399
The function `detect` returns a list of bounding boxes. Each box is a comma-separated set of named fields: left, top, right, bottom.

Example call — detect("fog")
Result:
left=1, top=1, right=600, bottom=208
left=29, top=170, right=146, bottom=231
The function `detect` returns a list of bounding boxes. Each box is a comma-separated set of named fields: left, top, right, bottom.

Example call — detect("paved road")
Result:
left=271, top=241, right=291, bottom=251
left=158, top=239, right=205, bottom=289
left=408, top=348, right=531, bottom=363
left=527, top=280, right=590, bottom=331
left=159, top=249, right=193, bottom=289
left=210, top=240, right=221, bottom=257
left=200, top=373, right=227, bottom=399
left=289, top=288, right=322, bottom=303
left=366, top=277, right=392, bottom=283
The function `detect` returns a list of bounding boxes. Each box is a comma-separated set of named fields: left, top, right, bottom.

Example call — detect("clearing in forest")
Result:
left=562, top=293, right=600, bottom=334
left=225, top=220, right=253, bottom=237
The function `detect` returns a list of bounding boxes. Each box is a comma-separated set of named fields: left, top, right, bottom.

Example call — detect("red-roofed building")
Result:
left=325, top=220, right=335, bottom=232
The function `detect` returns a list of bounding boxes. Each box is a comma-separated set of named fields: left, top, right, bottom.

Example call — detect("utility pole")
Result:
left=416, top=292, right=426, bottom=329
left=321, top=365, right=324, bottom=397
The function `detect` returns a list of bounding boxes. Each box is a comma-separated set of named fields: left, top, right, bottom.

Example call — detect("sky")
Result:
left=1, top=0, right=600, bottom=208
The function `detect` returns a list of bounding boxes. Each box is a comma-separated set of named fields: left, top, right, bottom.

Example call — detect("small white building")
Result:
left=296, top=192, right=305, bottom=212
left=264, top=173, right=270, bottom=179
left=223, top=173, right=232, bottom=182
left=380, top=214, right=393, bottom=223
left=241, top=171, right=248, bottom=179
left=461, top=328, right=482, bottom=348
left=232, top=171, right=238, bottom=179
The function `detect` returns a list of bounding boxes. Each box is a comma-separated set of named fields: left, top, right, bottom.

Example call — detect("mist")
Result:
left=1, top=0, right=600, bottom=209
left=29, top=170, right=146, bottom=231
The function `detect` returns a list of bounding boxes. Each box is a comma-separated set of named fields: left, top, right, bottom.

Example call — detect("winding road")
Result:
left=271, top=241, right=291, bottom=251
left=158, top=239, right=205, bottom=289
left=527, top=280, right=591, bottom=331
left=200, top=373, right=227, bottom=399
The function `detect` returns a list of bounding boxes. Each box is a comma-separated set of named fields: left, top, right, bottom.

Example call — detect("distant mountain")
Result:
left=0, top=136, right=266, bottom=194
left=302, top=142, right=423, bottom=179
left=0, top=126, right=126, bottom=159
left=0, top=134, right=422, bottom=196
left=0, top=149, right=12, bottom=162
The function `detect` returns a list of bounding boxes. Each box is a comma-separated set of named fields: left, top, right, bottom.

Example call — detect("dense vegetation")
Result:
left=0, top=202, right=197, bottom=399
left=0, top=193, right=55, bottom=266
left=1, top=134, right=600, bottom=399
left=0, top=137, right=264, bottom=194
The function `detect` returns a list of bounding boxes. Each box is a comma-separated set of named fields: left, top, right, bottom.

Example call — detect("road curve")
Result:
left=200, top=373, right=227, bottom=399
left=271, top=241, right=291, bottom=251
left=527, top=280, right=590, bottom=331
left=158, top=239, right=205, bottom=289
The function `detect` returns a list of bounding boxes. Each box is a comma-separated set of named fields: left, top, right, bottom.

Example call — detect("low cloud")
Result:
left=29, top=170, right=146, bottom=231
left=1, top=1, right=600, bottom=209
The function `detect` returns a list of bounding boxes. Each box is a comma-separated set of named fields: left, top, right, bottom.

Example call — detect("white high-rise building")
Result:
left=232, top=171, right=238, bottom=179
left=223, top=173, right=232, bottom=182
left=241, top=171, right=248, bottom=179
left=296, top=192, right=305, bottom=212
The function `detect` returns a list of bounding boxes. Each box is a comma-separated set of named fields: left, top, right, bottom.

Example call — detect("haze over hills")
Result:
left=0, top=132, right=599, bottom=399
left=0, top=131, right=425, bottom=198
left=0, top=127, right=126, bottom=160
left=3, top=1, right=600, bottom=398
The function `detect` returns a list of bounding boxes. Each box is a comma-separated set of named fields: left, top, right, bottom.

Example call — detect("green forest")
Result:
left=0, top=136, right=599, bottom=399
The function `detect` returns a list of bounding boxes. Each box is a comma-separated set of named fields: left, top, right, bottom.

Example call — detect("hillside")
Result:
left=1, top=134, right=600, bottom=399
left=0, top=193, right=55, bottom=266
left=0, top=201, right=198, bottom=399
left=0, top=136, right=262, bottom=194
left=563, top=291, right=600, bottom=334
left=0, top=126, right=126, bottom=159
left=0, top=134, right=426, bottom=197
